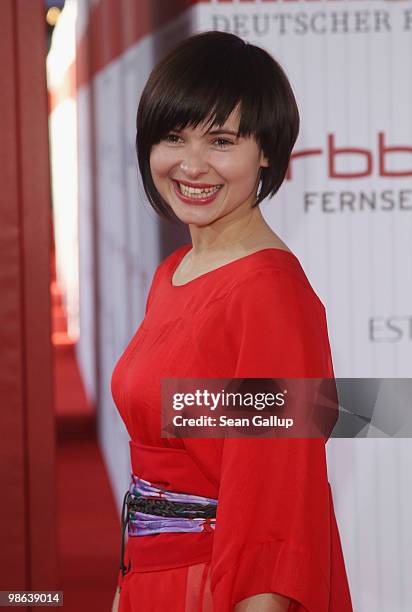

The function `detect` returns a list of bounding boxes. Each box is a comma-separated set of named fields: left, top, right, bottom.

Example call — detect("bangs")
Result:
left=141, top=33, right=271, bottom=144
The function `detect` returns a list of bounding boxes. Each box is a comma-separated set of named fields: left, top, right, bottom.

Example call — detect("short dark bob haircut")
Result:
left=136, top=30, right=300, bottom=223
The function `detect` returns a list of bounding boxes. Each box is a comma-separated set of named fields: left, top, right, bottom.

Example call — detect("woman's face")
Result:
left=149, top=107, right=269, bottom=226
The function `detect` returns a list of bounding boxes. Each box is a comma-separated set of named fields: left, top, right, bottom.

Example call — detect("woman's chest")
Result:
left=111, top=304, right=237, bottom=442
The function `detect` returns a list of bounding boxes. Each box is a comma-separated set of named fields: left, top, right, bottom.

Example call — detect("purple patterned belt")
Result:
left=120, top=473, right=217, bottom=576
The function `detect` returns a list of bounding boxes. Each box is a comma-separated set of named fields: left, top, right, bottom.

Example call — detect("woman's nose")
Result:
left=179, top=149, right=209, bottom=177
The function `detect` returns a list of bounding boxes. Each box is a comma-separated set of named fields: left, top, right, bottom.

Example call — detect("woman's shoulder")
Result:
left=225, top=250, right=326, bottom=311
left=149, top=244, right=190, bottom=284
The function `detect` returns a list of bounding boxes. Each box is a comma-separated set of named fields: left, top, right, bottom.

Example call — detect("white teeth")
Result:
left=177, top=182, right=221, bottom=198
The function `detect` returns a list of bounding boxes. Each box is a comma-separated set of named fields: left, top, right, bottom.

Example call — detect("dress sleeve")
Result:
left=210, top=270, right=336, bottom=612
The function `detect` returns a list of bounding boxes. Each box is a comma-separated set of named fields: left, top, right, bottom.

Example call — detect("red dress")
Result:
left=111, top=244, right=353, bottom=611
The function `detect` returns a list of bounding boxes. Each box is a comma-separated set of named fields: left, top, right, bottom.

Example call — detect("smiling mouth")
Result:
left=173, top=180, right=223, bottom=199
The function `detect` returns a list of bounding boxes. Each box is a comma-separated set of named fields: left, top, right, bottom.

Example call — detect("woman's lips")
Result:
left=172, top=180, right=222, bottom=205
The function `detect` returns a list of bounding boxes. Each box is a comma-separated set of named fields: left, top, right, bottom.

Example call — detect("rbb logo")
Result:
left=288, top=133, right=412, bottom=180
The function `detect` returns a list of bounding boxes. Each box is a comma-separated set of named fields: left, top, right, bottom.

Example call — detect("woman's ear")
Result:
left=259, top=150, right=269, bottom=168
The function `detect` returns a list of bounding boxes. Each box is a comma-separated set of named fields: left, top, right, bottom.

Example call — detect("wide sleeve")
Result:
left=209, top=270, right=345, bottom=611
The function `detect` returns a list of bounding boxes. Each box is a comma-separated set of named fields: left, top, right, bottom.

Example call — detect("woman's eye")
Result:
left=163, top=133, right=181, bottom=143
left=161, top=134, right=233, bottom=147
left=213, top=138, right=233, bottom=148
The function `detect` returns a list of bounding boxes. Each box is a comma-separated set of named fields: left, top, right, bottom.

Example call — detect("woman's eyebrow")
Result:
left=169, top=127, right=240, bottom=137
left=205, top=129, right=239, bottom=136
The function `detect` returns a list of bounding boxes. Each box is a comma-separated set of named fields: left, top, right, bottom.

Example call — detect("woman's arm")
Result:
left=111, top=586, right=120, bottom=612
left=207, top=271, right=334, bottom=611
left=235, top=592, right=291, bottom=611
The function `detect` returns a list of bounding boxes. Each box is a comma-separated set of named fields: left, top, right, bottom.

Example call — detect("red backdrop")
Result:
left=0, top=0, right=57, bottom=603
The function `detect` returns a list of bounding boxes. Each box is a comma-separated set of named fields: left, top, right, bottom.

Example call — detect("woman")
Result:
left=111, top=31, right=353, bottom=611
